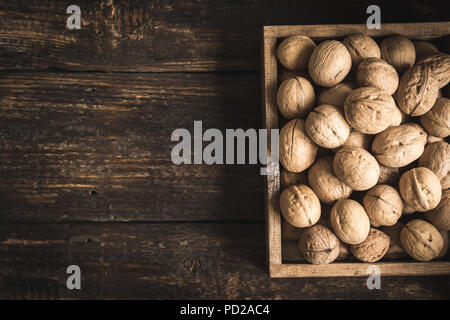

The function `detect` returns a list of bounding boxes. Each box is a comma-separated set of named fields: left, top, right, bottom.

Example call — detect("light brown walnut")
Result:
left=381, top=35, right=416, bottom=73
left=350, top=228, right=390, bottom=262
left=277, top=35, right=316, bottom=71
left=424, top=189, right=450, bottom=231
left=418, top=141, right=449, bottom=185
left=318, top=81, right=355, bottom=108
left=280, top=184, right=321, bottom=228
left=356, top=58, right=399, bottom=95
left=277, top=77, right=315, bottom=119
left=343, top=33, right=381, bottom=70
left=330, top=199, right=370, bottom=244
left=414, top=41, right=440, bottom=61
left=419, top=53, right=450, bottom=89
left=298, top=224, right=340, bottom=264
left=420, top=97, right=450, bottom=138
left=363, top=185, right=403, bottom=227
left=400, top=219, right=443, bottom=261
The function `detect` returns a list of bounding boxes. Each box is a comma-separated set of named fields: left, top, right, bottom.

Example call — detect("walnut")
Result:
left=343, top=33, right=381, bottom=70
left=337, top=241, right=350, bottom=260
left=427, top=135, right=444, bottom=144
left=377, top=165, right=400, bottom=185
left=277, top=35, right=316, bottom=71
left=333, top=147, right=380, bottom=191
left=381, top=224, right=407, bottom=259
left=334, top=129, right=372, bottom=152
left=307, top=156, right=352, bottom=204
left=344, top=87, right=396, bottom=134
left=279, top=119, right=318, bottom=173
left=298, top=224, right=340, bottom=264
left=381, top=35, right=416, bottom=73
left=356, top=58, right=399, bottom=95
left=308, top=40, right=352, bottom=87
left=424, top=189, right=450, bottom=230
left=438, top=229, right=449, bottom=259
left=363, top=185, right=403, bottom=227
left=279, top=69, right=310, bottom=84
left=414, top=41, right=440, bottom=61
left=330, top=199, right=370, bottom=244
left=399, top=167, right=442, bottom=212
left=418, top=141, right=449, bottom=185
left=442, top=174, right=450, bottom=189
left=397, top=63, right=439, bottom=116
left=403, top=203, right=416, bottom=215
left=371, top=123, right=427, bottom=168
left=305, top=105, right=350, bottom=149
left=280, top=168, right=307, bottom=189
left=419, top=53, right=450, bottom=89
left=350, top=228, right=390, bottom=262
left=391, top=105, right=405, bottom=126
left=318, top=81, right=355, bottom=107
left=400, top=219, right=444, bottom=261
left=280, top=184, right=321, bottom=228
left=420, top=97, right=450, bottom=138
left=277, top=77, right=315, bottom=119
left=281, top=217, right=303, bottom=241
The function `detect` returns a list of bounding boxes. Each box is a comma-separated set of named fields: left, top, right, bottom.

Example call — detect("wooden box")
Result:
left=262, top=22, right=450, bottom=278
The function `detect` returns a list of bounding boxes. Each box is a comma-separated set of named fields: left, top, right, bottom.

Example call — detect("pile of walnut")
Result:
left=277, top=33, right=450, bottom=264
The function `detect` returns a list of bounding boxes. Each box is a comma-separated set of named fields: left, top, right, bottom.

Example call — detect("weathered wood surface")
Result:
left=0, top=223, right=449, bottom=299
left=0, top=72, right=263, bottom=222
left=0, top=0, right=448, bottom=72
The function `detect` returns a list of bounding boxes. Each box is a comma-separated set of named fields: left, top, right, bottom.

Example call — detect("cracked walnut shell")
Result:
left=298, top=224, right=340, bottom=264
left=280, top=184, right=321, bottom=228
left=363, top=185, right=403, bottom=227
left=350, top=228, right=390, bottom=262
left=400, top=219, right=443, bottom=261
left=399, top=167, right=442, bottom=212
left=330, top=199, right=370, bottom=244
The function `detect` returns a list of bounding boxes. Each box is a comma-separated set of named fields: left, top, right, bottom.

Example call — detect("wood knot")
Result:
left=178, top=257, right=201, bottom=275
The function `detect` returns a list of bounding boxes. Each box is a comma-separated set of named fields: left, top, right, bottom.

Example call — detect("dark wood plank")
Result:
left=0, top=223, right=448, bottom=299
left=0, top=72, right=263, bottom=222
left=0, top=0, right=448, bottom=71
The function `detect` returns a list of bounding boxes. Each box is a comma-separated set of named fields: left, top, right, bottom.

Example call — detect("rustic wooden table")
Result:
left=0, top=0, right=449, bottom=299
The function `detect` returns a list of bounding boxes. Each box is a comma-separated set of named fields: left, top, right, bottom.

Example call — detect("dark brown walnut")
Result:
left=363, top=185, right=403, bottom=227
left=381, top=35, right=416, bottom=74
left=424, top=189, right=450, bottom=231
left=400, top=219, right=444, bottom=261
left=333, top=147, right=380, bottom=191
left=279, top=119, right=318, bottom=173
left=318, top=81, right=355, bottom=108
left=356, top=58, right=399, bottom=95
left=342, top=33, right=381, bottom=70
left=414, top=41, right=440, bottom=61
left=344, top=86, right=396, bottom=134
left=420, top=97, right=450, bottom=138
left=377, top=165, right=400, bottom=185
left=438, top=229, right=449, bottom=259
left=308, top=40, right=352, bottom=87
left=399, top=167, right=442, bottom=212
left=307, top=156, right=352, bottom=204
left=418, top=141, right=450, bottom=185
left=382, top=224, right=407, bottom=259
left=350, top=228, right=390, bottom=262
left=420, top=53, right=450, bottom=89
left=277, top=35, right=316, bottom=71
left=397, top=63, right=439, bottom=116
left=280, top=184, right=321, bottom=228
left=305, top=105, right=350, bottom=149
left=298, top=224, right=340, bottom=264
left=280, top=168, right=307, bottom=189
left=372, top=123, right=427, bottom=168
left=337, top=241, right=351, bottom=260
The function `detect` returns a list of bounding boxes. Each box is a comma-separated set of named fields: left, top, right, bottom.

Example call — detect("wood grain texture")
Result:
left=0, top=0, right=448, bottom=71
left=0, top=223, right=449, bottom=299
left=0, top=72, right=263, bottom=222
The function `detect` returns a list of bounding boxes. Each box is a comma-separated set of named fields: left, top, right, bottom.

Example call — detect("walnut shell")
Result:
left=330, top=199, right=370, bottom=244
left=298, top=224, right=340, bottom=264
left=333, top=147, right=380, bottom=191
left=308, top=40, right=352, bottom=87
left=277, top=77, right=315, bottom=119
left=280, top=168, right=307, bottom=189
left=279, top=69, right=310, bottom=84
left=350, top=228, right=390, bottom=262
left=424, top=189, right=450, bottom=230
left=381, top=35, right=416, bottom=73
left=344, top=87, right=396, bottom=134
left=305, top=105, right=350, bottom=149
left=363, top=185, right=403, bottom=227
left=400, top=219, right=443, bottom=261
left=307, top=156, right=352, bottom=204
left=377, top=165, right=400, bottom=185
left=381, top=224, right=407, bottom=259
left=403, top=203, right=416, bottom=215
left=420, top=97, right=450, bottom=138
left=281, top=217, right=303, bottom=241
left=420, top=53, right=450, bottom=89
left=334, top=129, right=372, bottom=152
left=277, top=35, right=316, bottom=71
left=280, top=184, right=321, bottom=228
left=397, top=63, right=439, bottom=116
left=318, top=81, right=355, bottom=107
left=279, top=119, right=318, bottom=173
left=391, top=105, right=405, bottom=126
left=442, top=174, right=450, bottom=189
left=438, top=229, right=449, bottom=259
left=399, top=167, right=442, bottom=212
left=356, top=58, right=399, bottom=95
left=418, top=141, right=449, bottom=184
left=414, top=41, right=440, bottom=61
left=343, top=33, right=381, bottom=70
left=371, top=123, right=427, bottom=168
left=427, top=135, right=444, bottom=144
